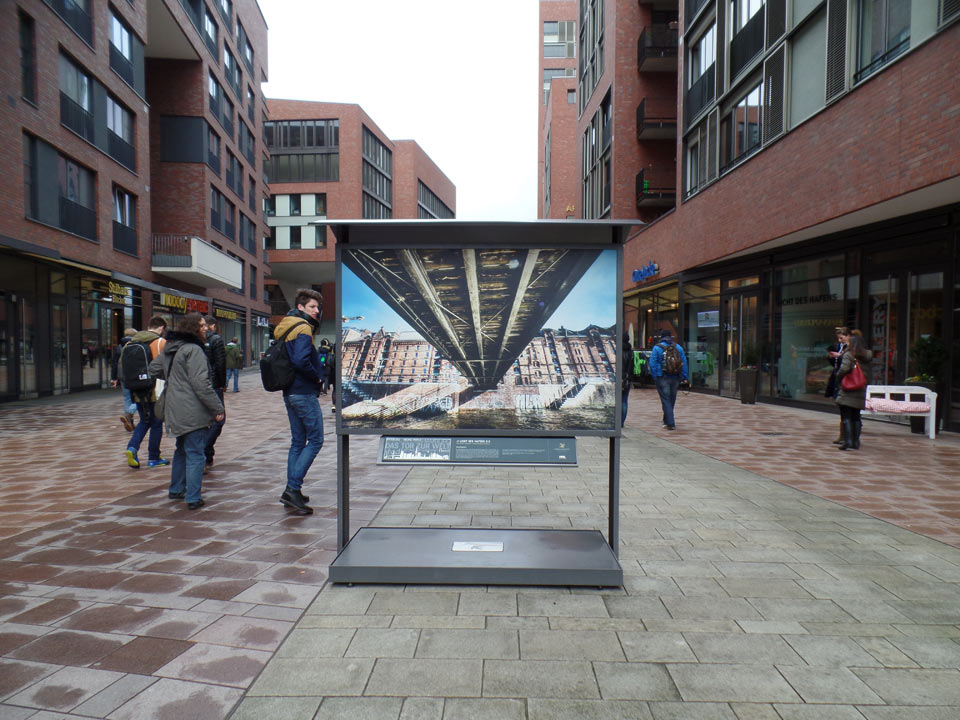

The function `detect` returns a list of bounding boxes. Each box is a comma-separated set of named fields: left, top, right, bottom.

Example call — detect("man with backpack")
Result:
left=650, top=329, right=689, bottom=431
left=272, top=288, right=325, bottom=515
left=121, top=316, right=169, bottom=468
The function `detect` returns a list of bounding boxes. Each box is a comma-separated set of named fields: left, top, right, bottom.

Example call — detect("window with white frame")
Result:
left=731, top=0, right=764, bottom=36
left=110, top=13, right=131, bottom=59
left=689, top=23, right=716, bottom=87
left=113, top=186, right=136, bottom=228
left=106, top=96, right=133, bottom=142
left=58, top=54, right=91, bottom=111
left=544, top=20, right=576, bottom=57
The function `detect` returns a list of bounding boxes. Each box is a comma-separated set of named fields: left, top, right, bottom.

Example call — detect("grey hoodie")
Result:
left=150, top=330, right=224, bottom=437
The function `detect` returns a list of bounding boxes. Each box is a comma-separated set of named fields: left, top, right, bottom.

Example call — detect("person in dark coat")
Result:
left=621, top=332, right=633, bottom=425
left=203, top=316, right=227, bottom=467
left=111, top=328, right=138, bottom=431
left=825, top=326, right=850, bottom=444
left=150, top=313, right=224, bottom=509
left=835, top=332, right=872, bottom=451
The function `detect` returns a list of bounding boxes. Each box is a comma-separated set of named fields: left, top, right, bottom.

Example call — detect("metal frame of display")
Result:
left=328, top=221, right=631, bottom=587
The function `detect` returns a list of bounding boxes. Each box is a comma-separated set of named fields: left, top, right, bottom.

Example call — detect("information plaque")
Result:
left=379, top=436, right=577, bottom=466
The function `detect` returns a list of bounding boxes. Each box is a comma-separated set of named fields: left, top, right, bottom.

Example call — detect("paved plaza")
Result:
left=1, top=374, right=959, bottom=719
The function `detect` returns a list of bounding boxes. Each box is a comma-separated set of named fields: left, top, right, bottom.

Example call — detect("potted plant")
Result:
left=736, top=341, right=761, bottom=404
left=906, top=335, right=948, bottom=434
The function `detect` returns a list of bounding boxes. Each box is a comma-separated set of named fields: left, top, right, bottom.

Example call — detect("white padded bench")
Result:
left=863, top=385, right=938, bottom=439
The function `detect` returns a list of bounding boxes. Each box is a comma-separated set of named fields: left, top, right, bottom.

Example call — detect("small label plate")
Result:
left=452, top=541, right=504, bottom=552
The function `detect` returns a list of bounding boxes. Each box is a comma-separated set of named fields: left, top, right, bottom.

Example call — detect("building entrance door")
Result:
left=720, top=292, right=758, bottom=398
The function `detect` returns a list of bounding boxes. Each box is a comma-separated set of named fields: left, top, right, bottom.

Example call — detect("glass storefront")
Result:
left=213, top=305, right=247, bottom=363
left=252, top=315, right=272, bottom=363
left=683, top=280, right=720, bottom=390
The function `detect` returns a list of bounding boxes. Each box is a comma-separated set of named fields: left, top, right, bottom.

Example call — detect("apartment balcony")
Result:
left=152, top=234, right=242, bottom=289
left=60, top=92, right=94, bottom=142
left=636, top=168, right=676, bottom=208
left=112, top=221, right=138, bottom=255
left=45, top=0, right=92, bottom=45
left=107, top=130, right=136, bottom=172
left=729, top=6, right=765, bottom=80
left=109, top=44, right=135, bottom=87
left=685, top=63, right=715, bottom=127
left=59, top=196, right=97, bottom=240
left=636, top=97, right=677, bottom=140
left=145, top=0, right=201, bottom=62
left=637, top=24, right=678, bottom=73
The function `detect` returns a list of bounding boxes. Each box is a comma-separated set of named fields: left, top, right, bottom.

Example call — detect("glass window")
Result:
left=20, top=11, right=36, bottom=103
left=567, top=89, right=576, bottom=103
left=110, top=13, right=131, bottom=59
left=113, top=186, right=135, bottom=228
left=731, top=0, right=764, bottom=35
left=857, top=0, right=911, bottom=81
left=204, top=10, right=217, bottom=44
left=720, top=81, right=762, bottom=169
left=106, top=97, right=133, bottom=142
left=58, top=55, right=91, bottom=111
left=690, top=24, right=716, bottom=86
left=290, top=194, right=301, bottom=216
left=58, top=155, right=94, bottom=208
left=289, top=225, right=301, bottom=249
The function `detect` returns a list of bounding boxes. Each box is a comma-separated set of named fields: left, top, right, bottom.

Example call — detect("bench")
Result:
left=863, top=385, right=938, bottom=439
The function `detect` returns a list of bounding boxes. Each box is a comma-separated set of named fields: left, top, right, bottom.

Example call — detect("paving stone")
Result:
left=683, top=633, right=804, bottom=665
left=71, top=673, right=157, bottom=717
left=456, top=592, right=517, bottom=616
left=155, top=642, right=271, bottom=688
left=9, top=629, right=130, bottom=666
left=749, top=599, right=855, bottom=622
left=784, top=635, right=884, bottom=667
left=648, top=701, right=738, bottom=719
left=229, top=696, right=322, bottom=720
left=276, top=628, right=356, bottom=658
left=346, top=628, right=420, bottom=658
left=230, top=581, right=319, bottom=609
left=305, top=589, right=376, bottom=615
left=248, top=657, right=375, bottom=696
left=107, top=677, right=244, bottom=720
left=666, top=663, right=801, bottom=703
left=519, top=594, right=609, bottom=618
left=857, top=707, right=960, bottom=719
left=365, top=658, right=481, bottom=697
left=399, top=697, right=443, bottom=720
left=772, top=704, right=872, bottom=719
left=661, top=598, right=763, bottom=622
left=527, top=698, right=653, bottom=719
left=415, top=628, right=517, bottom=659
left=519, top=629, right=624, bottom=661
left=852, top=667, right=960, bottom=704
left=483, top=659, right=600, bottom=698
left=776, top=665, right=884, bottom=703
left=618, top=632, right=697, bottom=663
left=298, top=615, right=392, bottom=629
left=443, top=698, right=526, bottom=720
left=887, top=637, right=960, bottom=668
left=603, top=597, right=671, bottom=620
left=92, top=636, right=194, bottom=674
left=488, top=616, right=550, bottom=630
left=315, top=696, right=403, bottom=719
left=390, top=615, right=485, bottom=629
left=726, top=702, right=786, bottom=720
left=6, top=665, right=123, bottom=711
left=367, top=592, right=460, bottom=616
left=593, top=662, right=680, bottom=700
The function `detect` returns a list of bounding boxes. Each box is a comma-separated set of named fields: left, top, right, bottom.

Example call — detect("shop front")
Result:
left=152, top=291, right=210, bottom=333
left=625, top=211, right=959, bottom=431
left=80, top=278, right=143, bottom=389
left=212, top=303, right=246, bottom=363
left=251, top=314, right=271, bottom=364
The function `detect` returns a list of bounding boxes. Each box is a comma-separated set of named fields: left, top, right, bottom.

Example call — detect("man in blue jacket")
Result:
left=649, top=329, right=689, bottom=430
left=274, top=288, right=325, bottom=514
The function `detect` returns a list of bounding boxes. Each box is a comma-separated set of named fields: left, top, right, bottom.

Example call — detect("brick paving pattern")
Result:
left=0, top=379, right=958, bottom=718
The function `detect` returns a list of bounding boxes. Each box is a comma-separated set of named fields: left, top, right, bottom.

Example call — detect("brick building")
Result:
left=618, top=1, right=960, bottom=431
left=539, top=0, right=678, bottom=221
left=1, top=0, right=271, bottom=401
left=263, top=100, right=456, bottom=340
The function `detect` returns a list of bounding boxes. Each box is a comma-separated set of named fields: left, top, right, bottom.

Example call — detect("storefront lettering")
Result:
left=255, top=316, right=271, bottom=327
left=160, top=293, right=209, bottom=314
left=107, top=281, right=129, bottom=304
left=780, top=293, right=837, bottom=306
left=632, top=262, right=659, bottom=283
left=214, top=308, right=238, bottom=320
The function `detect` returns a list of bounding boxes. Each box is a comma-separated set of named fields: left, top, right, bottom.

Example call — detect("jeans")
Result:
left=655, top=375, right=682, bottom=428
left=226, top=367, right=240, bottom=392
left=170, top=428, right=207, bottom=504
left=129, top=402, right=163, bottom=462
left=204, top=388, right=225, bottom=462
left=121, top=387, right=136, bottom=415
left=284, top=393, right=324, bottom=492
left=621, top=390, right=630, bottom=425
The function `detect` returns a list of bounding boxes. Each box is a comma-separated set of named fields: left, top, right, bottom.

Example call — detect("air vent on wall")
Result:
left=825, top=0, right=847, bottom=103
left=940, top=0, right=960, bottom=24
left=766, top=0, right=786, bottom=47
left=763, top=45, right=785, bottom=143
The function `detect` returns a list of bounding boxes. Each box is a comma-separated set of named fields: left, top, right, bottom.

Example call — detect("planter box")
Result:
left=736, top=368, right=759, bottom=404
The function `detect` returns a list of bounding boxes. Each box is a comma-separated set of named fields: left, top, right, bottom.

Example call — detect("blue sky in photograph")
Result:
left=341, top=249, right=616, bottom=335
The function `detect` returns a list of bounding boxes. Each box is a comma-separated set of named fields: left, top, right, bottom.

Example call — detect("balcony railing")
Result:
left=685, top=0, right=710, bottom=28
left=211, top=208, right=222, bottom=231
left=637, top=24, right=678, bottom=72
left=108, top=130, right=136, bottom=171
left=152, top=234, right=243, bottom=289
left=636, top=97, right=677, bottom=139
left=636, top=169, right=676, bottom=208
left=226, top=164, right=236, bottom=192
left=109, top=44, right=135, bottom=87
left=179, top=0, right=202, bottom=32
left=221, top=110, right=234, bottom=140
left=59, top=196, right=97, bottom=240
left=729, top=6, right=765, bottom=79
left=247, top=100, right=255, bottom=123
left=207, top=151, right=220, bottom=174
left=685, top=62, right=715, bottom=127
left=60, top=92, right=94, bottom=142
left=223, top=218, right=235, bottom=240
left=46, top=0, right=92, bottom=44
left=112, top=221, right=138, bottom=255
left=204, top=32, right=218, bottom=57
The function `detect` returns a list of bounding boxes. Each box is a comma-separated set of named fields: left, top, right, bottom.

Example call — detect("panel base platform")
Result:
left=328, top=527, right=623, bottom=587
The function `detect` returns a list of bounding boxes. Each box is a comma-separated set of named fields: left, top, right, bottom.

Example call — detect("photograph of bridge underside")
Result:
left=340, top=247, right=618, bottom=431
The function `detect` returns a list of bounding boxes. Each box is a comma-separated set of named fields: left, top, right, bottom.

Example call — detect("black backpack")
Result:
left=120, top=339, right=155, bottom=391
left=260, top=321, right=309, bottom=392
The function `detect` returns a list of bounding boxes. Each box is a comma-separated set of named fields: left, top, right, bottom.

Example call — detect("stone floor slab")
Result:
left=483, top=660, right=600, bottom=699
left=666, top=663, right=801, bottom=703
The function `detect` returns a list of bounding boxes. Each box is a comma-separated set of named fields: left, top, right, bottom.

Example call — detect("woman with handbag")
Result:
left=835, top=332, right=872, bottom=451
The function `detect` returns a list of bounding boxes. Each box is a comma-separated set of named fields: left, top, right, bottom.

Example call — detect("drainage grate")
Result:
left=758, top=431, right=787, bottom=436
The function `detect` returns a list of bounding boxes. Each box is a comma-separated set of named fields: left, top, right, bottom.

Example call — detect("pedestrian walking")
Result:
left=835, top=332, right=872, bottom=451
left=826, top=326, right=850, bottom=444
left=274, top=288, right=325, bottom=515
left=621, top=332, right=633, bottom=425
left=111, top=327, right=138, bottom=431
left=650, top=329, right=688, bottom=430
left=225, top=336, right=242, bottom=392
left=150, top=313, right=225, bottom=510
left=318, top=339, right=332, bottom=395
left=120, top=317, right=169, bottom=469
left=202, top=316, right=227, bottom=468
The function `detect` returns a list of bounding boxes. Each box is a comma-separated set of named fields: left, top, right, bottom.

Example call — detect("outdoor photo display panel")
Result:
left=339, top=246, right=619, bottom=433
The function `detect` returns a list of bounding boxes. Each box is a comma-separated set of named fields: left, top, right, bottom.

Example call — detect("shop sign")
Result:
left=107, top=281, right=130, bottom=304
left=255, top=316, right=271, bottom=328
left=160, top=292, right=209, bottom=314
left=214, top=308, right=238, bottom=320
left=780, top=293, right=837, bottom=307
left=632, top=261, right=660, bottom=283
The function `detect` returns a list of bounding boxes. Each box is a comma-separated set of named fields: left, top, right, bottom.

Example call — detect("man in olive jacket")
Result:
left=150, top=313, right=224, bottom=509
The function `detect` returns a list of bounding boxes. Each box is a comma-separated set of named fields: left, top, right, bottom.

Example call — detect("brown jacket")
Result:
left=836, top=349, right=873, bottom=410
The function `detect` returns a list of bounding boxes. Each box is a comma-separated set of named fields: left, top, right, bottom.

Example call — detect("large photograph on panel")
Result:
left=339, top=247, right=618, bottom=431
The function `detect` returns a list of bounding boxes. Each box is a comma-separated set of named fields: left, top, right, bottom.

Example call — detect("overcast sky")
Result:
left=257, top=0, right=539, bottom=221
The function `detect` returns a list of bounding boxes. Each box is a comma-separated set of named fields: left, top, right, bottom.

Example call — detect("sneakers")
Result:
left=187, top=498, right=205, bottom=510
left=148, top=458, right=170, bottom=468
left=125, top=448, right=140, bottom=469
left=168, top=491, right=185, bottom=499
left=120, top=413, right=135, bottom=432
left=280, top=489, right=313, bottom=515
